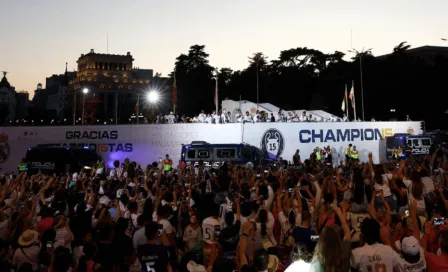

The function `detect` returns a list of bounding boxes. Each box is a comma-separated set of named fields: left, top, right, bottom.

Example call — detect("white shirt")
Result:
left=244, top=115, right=252, bottom=122
left=202, top=217, right=221, bottom=244
left=198, top=113, right=206, bottom=123
left=351, top=243, right=401, bottom=272
left=166, top=114, right=175, bottom=123
left=213, top=114, right=221, bottom=124
left=152, top=211, right=175, bottom=234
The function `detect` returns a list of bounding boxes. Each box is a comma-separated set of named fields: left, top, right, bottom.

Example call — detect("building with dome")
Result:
left=68, top=49, right=153, bottom=124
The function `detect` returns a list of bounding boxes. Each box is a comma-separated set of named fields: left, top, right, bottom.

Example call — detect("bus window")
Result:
left=241, top=147, right=252, bottom=161
left=422, top=139, right=431, bottom=146
left=412, top=139, right=419, bottom=147
left=187, top=149, right=196, bottom=159
left=198, top=149, right=210, bottom=159
left=216, top=148, right=236, bottom=159
left=407, top=140, right=412, bottom=146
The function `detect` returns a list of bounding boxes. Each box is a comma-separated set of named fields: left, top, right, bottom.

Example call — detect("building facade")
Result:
left=68, top=49, right=153, bottom=124
left=0, top=72, right=16, bottom=122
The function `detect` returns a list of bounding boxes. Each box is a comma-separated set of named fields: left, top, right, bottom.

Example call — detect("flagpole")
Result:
left=73, top=90, right=76, bottom=126
left=352, top=80, right=357, bottom=121
left=346, top=88, right=349, bottom=119
left=360, top=56, right=365, bottom=121
left=256, top=61, right=259, bottom=110
left=136, top=94, right=140, bottom=124
left=215, top=68, right=219, bottom=114
left=173, top=70, right=177, bottom=115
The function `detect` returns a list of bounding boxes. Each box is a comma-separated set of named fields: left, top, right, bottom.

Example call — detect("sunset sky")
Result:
left=1, top=0, right=447, bottom=98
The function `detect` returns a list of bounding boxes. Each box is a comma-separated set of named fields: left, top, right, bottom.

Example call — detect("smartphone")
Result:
left=157, top=224, right=163, bottom=237
left=433, top=217, right=445, bottom=226
left=310, top=235, right=319, bottom=241
left=288, top=188, right=294, bottom=193
left=405, top=210, right=409, bottom=217
left=256, top=174, right=261, bottom=178
left=264, top=170, right=268, bottom=174
left=46, top=241, right=52, bottom=249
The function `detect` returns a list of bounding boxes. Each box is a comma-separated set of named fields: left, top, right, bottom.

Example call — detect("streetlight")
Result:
left=348, top=48, right=372, bottom=121
left=147, top=90, right=159, bottom=103
left=82, top=88, right=89, bottom=125
left=146, top=90, right=160, bottom=118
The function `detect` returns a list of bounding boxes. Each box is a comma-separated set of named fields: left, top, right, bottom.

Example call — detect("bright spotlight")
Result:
left=147, top=90, right=159, bottom=103
left=82, top=88, right=89, bottom=94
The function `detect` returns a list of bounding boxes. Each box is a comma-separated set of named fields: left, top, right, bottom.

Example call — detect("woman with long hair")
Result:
left=311, top=206, right=352, bottom=272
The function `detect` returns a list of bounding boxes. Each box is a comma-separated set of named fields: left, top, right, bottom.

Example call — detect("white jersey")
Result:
left=166, top=114, right=175, bottom=123
left=202, top=217, right=221, bottom=244
left=198, top=113, right=206, bottom=123
left=213, top=114, right=221, bottom=124
left=351, top=243, right=401, bottom=272
left=398, top=248, right=426, bottom=272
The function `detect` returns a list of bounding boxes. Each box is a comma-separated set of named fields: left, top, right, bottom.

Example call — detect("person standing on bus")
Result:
left=392, top=146, right=397, bottom=160
left=397, top=146, right=403, bottom=161
left=345, top=144, right=352, bottom=164
left=17, top=158, right=27, bottom=173
left=351, top=146, right=359, bottom=161
left=163, top=155, right=173, bottom=173
left=293, top=150, right=301, bottom=165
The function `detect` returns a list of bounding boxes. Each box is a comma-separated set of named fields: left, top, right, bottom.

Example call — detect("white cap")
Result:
left=402, top=236, right=419, bottom=256
left=187, top=261, right=206, bottom=272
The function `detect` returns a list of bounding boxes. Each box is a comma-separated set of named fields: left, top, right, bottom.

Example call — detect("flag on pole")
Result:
left=349, top=81, right=357, bottom=120
left=341, top=85, right=347, bottom=112
left=172, top=72, right=177, bottom=114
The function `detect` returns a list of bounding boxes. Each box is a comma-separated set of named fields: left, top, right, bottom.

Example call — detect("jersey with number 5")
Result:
left=202, top=217, right=221, bottom=244
left=137, top=243, right=169, bottom=272
left=351, top=243, right=402, bottom=272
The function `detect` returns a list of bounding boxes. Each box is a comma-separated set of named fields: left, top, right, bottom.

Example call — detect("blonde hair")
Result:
left=314, top=226, right=343, bottom=272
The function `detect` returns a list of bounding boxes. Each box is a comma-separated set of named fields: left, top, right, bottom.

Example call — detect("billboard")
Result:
left=0, top=122, right=422, bottom=173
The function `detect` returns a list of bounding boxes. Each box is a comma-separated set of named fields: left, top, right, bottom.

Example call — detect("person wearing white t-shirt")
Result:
left=351, top=218, right=401, bottom=272
left=202, top=204, right=221, bottom=265
left=212, top=111, right=221, bottom=124
left=244, top=111, right=252, bottom=123
left=205, top=114, right=212, bottom=124
left=198, top=111, right=206, bottom=123
left=166, top=112, right=176, bottom=123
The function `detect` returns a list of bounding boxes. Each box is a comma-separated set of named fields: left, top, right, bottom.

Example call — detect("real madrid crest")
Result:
left=0, top=133, right=10, bottom=163
left=261, top=129, right=284, bottom=158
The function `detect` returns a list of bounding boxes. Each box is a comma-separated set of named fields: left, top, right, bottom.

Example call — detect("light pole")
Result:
left=348, top=48, right=371, bottom=121
left=147, top=90, right=159, bottom=116
left=82, top=88, right=89, bottom=125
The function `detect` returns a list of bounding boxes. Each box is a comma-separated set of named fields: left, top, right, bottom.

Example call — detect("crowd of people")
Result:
left=0, top=144, right=447, bottom=272
left=150, top=110, right=367, bottom=124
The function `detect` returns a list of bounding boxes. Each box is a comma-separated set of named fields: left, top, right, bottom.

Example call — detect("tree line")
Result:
left=167, top=42, right=448, bottom=129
